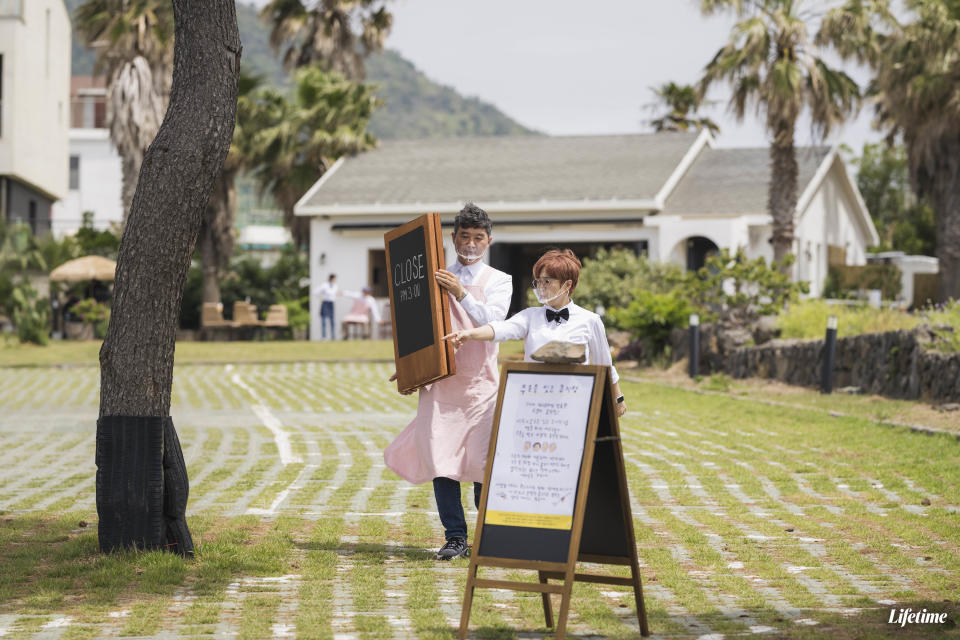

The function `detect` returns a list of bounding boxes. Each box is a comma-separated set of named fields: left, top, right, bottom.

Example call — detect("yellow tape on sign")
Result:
left=484, top=510, right=572, bottom=530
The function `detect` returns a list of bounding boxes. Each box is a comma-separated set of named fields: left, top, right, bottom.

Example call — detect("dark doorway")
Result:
left=685, top=236, right=719, bottom=272
left=489, top=241, right=648, bottom=317
left=368, top=249, right=388, bottom=297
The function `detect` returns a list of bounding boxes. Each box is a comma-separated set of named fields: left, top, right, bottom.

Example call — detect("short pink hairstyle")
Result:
left=533, top=249, right=582, bottom=292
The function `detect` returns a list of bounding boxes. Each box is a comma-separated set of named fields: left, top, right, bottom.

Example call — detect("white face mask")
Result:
left=456, top=245, right=485, bottom=264
left=534, top=285, right=569, bottom=306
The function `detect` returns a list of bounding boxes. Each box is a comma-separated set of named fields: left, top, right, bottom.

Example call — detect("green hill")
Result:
left=67, top=0, right=537, bottom=140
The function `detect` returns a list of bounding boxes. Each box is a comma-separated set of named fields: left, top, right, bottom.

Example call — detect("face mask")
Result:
left=456, top=245, right=485, bottom=264
left=534, top=285, right=569, bottom=305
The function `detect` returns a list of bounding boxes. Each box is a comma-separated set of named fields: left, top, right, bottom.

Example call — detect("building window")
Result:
left=69, top=156, right=80, bottom=190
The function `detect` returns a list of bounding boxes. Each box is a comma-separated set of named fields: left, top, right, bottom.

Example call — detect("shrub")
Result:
left=776, top=299, right=920, bottom=339
left=823, top=264, right=901, bottom=300
left=10, top=282, right=50, bottom=345
left=575, top=247, right=684, bottom=316
left=925, top=300, right=960, bottom=352
left=71, top=298, right=111, bottom=339
left=677, top=249, right=807, bottom=324
left=608, top=290, right=694, bottom=355
left=280, top=296, right=310, bottom=332
left=74, top=211, right=121, bottom=259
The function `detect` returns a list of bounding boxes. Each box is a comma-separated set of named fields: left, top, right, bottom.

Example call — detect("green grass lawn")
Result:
left=629, top=366, right=960, bottom=435
left=0, top=336, right=526, bottom=367
left=0, top=356, right=958, bottom=638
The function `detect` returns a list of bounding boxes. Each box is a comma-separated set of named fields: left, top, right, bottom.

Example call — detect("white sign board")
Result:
left=484, top=371, right=595, bottom=530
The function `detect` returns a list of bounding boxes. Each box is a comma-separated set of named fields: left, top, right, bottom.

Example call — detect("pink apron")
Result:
left=384, top=266, right=499, bottom=484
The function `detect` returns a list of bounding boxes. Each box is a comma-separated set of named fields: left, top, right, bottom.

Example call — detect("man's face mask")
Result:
left=453, top=228, right=490, bottom=264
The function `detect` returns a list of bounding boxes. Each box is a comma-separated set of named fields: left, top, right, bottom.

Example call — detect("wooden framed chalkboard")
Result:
left=384, top=213, right=455, bottom=393
left=460, top=362, right=649, bottom=639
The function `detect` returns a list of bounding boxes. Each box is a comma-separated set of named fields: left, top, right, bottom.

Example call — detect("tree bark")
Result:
left=927, top=137, right=960, bottom=302
left=100, top=1, right=241, bottom=416
left=199, top=224, right=221, bottom=305
left=768, top=129, right=799, bottom=269
left=96, top=0, right=240, bottom=554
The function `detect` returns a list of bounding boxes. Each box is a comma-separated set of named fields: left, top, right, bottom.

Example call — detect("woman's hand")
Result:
left=616, top=401, right=626, bottom=418
left=443, top=328, right=474, bottom=349
left=388, top=371, right=415, bottom=395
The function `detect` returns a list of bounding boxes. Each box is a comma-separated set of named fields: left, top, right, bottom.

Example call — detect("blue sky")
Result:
left=247, top=0, right=884, bottom=152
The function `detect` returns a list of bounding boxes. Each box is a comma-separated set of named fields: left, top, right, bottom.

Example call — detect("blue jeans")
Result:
left=320, top=301, right=335, bottom=339
left=433, top=477, right=482, bottom=540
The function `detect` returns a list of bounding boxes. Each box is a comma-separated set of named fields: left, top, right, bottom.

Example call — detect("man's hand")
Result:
left=435, top=270, right=465, bottom=301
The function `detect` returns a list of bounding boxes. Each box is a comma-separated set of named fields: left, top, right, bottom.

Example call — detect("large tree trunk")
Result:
left=768, top=128, right=799, bottom=269
left=97, top=0, right=241, bottom=554
left=928, top=138, right=960, bottom=302
left=199, top=223, right=221, bottom=304
left=200, top=168, right=238, bottom=304
left=284, top=203, right=310, bottom=251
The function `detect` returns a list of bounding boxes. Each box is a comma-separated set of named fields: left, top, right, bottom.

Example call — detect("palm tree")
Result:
left=199, top=72, right=264, bottom=304
left=819, top=0, right=960, bottom=301
left=74, top=0, right=173, bottom=224
left=698, top=0, right=860, bottom=266
left=245, top=67, right=380, bottom=248
left=646, top=82, right=720, bottom=135
left=260, top=0, right=393, bottom=80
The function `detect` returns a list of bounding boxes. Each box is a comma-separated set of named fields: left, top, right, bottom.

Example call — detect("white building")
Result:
left=867, top=251, right=940, bottom=307
left=51, top=75, right=124, bottom=235
left=294, top=131, right=879, bottom=340
left=0, top=0, right=71, bottom=235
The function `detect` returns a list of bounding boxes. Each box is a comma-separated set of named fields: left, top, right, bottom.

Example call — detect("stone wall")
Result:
left=671, top=325, right=960, bottom=404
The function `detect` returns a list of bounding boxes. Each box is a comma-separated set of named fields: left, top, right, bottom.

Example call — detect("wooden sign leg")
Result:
left=630, top=556, right=650, bottom=636
left=553, top=569, right=576, bottom=640
left=537, top=571, right=554, bottom=628
left=459, top=563, right=479, bottom=639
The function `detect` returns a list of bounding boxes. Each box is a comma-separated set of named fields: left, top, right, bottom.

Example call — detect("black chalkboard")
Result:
left=389, top=226, right=435, bottom=358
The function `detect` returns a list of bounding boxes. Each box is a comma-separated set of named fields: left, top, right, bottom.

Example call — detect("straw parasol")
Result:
left=49, top=255, right=117, bottom=283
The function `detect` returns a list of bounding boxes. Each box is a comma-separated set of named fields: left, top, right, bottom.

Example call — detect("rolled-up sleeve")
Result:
left=459, top=272, right=512, bottom=326
left=588, top=316, right=619, bottom=383
left=488, top=308, right=530, bottom=342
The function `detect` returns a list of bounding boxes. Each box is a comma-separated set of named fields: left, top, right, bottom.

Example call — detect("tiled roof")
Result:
left=662, top=146, right=831, bottom=216
left=298, top=132, right=701, bottom=210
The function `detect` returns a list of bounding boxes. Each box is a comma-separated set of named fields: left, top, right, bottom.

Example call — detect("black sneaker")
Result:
left=436, top=537, right=468, bottom=560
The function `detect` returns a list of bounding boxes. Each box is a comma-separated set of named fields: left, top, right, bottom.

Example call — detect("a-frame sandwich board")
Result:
left=459, top=361, right=649, bottom=639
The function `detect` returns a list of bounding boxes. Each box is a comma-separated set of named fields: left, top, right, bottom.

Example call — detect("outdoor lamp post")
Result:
left=689, top=312, right=700, bottom=379
left=821, top=314, right=838, bottom=394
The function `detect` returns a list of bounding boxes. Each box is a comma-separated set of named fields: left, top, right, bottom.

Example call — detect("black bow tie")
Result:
left=545, top=307, right=569, bottom=323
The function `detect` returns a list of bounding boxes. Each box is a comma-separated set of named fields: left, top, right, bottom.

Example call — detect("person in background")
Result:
left=341, top=286, right=382, bottom=339
left=444, top=248, right=627, bottom=418
left=314, top=273, right=338, bottom=340
left=384, top=203, right=513, bottom=560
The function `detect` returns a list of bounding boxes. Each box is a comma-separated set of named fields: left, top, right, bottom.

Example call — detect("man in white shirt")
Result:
left=385, top=203, right=512, bottom=560
left=314, top=273, right=339, bottom=340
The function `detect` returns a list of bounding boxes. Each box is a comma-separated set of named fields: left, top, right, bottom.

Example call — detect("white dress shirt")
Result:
left=488, top=301, right=620, bottom=383
left=314, top=282, right=339, bottom=302
left=448, top=259, right=513, bottom=326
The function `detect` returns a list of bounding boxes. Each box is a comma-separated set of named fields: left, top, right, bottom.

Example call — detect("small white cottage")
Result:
left=294, top=130, right=878, bottom=339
